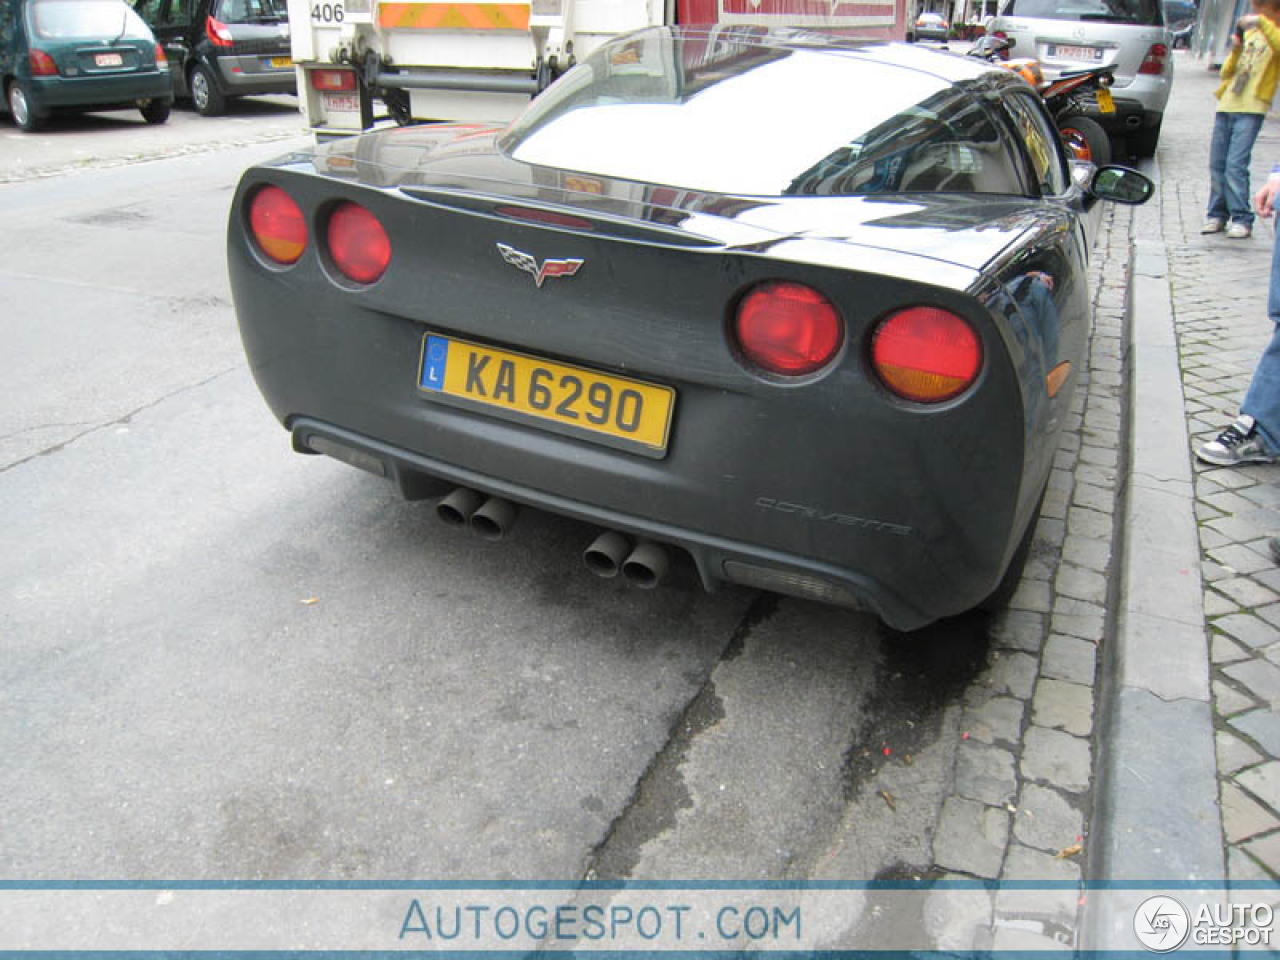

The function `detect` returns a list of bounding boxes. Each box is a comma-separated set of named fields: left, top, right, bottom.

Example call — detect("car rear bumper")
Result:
left=1083, top=97, right=1161, bottom=136
left=289, top=416, right=946, bottom=627
left=215, top=55, right=297, bottom=95
left=30, top=70, right=171, bottom=109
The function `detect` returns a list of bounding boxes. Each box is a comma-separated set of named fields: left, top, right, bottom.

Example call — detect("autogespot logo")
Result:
left=1134, top=896, right=1191, bottom=952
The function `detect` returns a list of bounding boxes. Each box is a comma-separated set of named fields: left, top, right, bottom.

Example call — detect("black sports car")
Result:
left=228, top=27, right=1151, bottom=630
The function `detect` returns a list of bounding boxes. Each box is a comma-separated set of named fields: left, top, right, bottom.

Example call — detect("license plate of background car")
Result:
left=1050, top=44, right=1103, bottom=60
left=270, top=56, right=292, bottom=68
left=95, top=52, right=123, bottom=67
left=417, top=334, right=675, bottom=458
left=322, top=91, right=360, bottom=114
left=1095, top=88, right=1115, bottom=112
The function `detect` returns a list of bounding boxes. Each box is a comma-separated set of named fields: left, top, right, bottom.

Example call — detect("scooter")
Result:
left=968, top=35, right=1118, bottom=164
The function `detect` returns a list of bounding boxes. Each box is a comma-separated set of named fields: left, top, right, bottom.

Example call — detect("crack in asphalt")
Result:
left=0, top=364, right=243, bottom=475
left=0, top=268, right=232, bottom=308
left=0, top=129, right=306, bottom=185
left=581, top=593, right=779, bottom=881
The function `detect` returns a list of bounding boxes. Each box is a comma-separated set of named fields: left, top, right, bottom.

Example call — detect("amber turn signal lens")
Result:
left=871, top=306, right=982, bottom=403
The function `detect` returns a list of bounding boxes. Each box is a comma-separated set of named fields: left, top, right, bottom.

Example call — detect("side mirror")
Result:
left=1090, top=164, right=1154, bottom=205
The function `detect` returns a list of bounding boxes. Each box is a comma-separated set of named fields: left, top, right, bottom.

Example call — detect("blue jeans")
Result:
left=1243, top=228, right=1280, bottom=453
left=1208, top=111, right=1266, bottom=227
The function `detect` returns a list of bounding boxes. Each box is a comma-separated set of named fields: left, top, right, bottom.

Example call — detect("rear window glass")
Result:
left=1163, top=0, right=1194, bottom=25
left=30, top=0, right=152, bottom=38
left=212, top=0, right=286, bottom=22
left=504, top=33, right=1025, bottom=197
left=1001, top=0, right=1162, bottom=24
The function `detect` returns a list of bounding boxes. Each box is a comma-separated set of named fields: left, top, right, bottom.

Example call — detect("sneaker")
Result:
left=1201, top=217, right=1226, bottom=234
left=1196, top=415, right=1277, bottom=466
left=1227, top=221, right=1253, bottom=239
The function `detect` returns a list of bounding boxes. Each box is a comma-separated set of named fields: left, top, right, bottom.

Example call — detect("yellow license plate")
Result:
left=1095, top=88, right=1115, bottom=113
left=271, top=56, right=293, bottom=68
left=418, top=334, right=676, bottom=456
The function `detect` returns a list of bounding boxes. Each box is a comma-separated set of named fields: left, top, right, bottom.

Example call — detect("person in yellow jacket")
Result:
left=1203, top=0, right=1280, bottom=239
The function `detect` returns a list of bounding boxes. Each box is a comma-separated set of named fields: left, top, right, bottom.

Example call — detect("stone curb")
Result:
left=1082, top=155, right=1225, bottom=948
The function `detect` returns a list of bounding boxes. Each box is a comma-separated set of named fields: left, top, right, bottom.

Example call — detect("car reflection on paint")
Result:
left=227, top=26, right=1153, bottom=630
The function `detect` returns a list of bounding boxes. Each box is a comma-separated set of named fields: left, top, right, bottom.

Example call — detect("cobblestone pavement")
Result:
left=1161, top=56, right=1280, bottom=883
left=924, top=156, right=1137, bottom=948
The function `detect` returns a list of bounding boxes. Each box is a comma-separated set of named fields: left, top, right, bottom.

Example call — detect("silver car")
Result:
left=910, top=11, right=951, bottom=41
left=988, top=0, right=1172, bottom=156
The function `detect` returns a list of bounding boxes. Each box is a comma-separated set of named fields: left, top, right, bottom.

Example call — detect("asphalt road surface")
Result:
left=0, top=108, right=987, bottom=890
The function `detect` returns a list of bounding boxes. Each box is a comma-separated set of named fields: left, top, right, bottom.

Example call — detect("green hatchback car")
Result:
left=1, top=0, right=172, bottom=131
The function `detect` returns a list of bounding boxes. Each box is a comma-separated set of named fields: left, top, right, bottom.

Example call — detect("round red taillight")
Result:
left=871, top=306, right=982, bottom=403
left=327, top=202, right=391, bottom=285
left=248, top=185, right=307, bottom=265
left=733, top=281, right=842, bottom=376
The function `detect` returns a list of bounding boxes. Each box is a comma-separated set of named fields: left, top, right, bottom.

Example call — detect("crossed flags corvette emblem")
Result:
left=496, top=243, right=584, bottom=288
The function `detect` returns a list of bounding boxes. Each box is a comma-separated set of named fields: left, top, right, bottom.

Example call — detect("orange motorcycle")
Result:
left=969, top=36, right=1117, bottom=164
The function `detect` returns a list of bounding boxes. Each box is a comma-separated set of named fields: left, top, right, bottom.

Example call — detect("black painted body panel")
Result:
left=229, top=32, right=1094, bottom=629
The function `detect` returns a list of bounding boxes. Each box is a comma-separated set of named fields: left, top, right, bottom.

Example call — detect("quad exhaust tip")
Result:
left=583, top=532, right=670, bottom=589
left=471, top=496, right=518, bottom=541
left=584, top=531, right=631, bottom=578
left=437, top=498, right=666, bottom=587
left=437, top=488, right=519, bottom=540
left=437, top=487, right=485, bottom=528
left=621, top=540, right=669, bottom=590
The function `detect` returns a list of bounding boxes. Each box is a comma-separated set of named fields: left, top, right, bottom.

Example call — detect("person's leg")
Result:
left=1200, top=230, right=1280, bottom=464
left=1206, top=111, right=1232, bottom=223
left=1242, top=236, right=1280, bottom=449
left=1225, top=112, right=1266, bottom=228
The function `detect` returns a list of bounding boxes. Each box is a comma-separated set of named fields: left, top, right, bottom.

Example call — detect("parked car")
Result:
left=0, top=0, right=171, bottom=130
left=131, top=0, right=293, bottom=116
left=988, top=0, right=1172, bottom=156
left=910, top=11, right=951, bottom=40
left=1164, top=0, right=1196, bottom=47
left=227, top=28, right=1152, bottom=630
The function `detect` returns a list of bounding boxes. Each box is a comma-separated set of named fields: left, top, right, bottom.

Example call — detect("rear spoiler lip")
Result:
left=398, top=184, right=730, bottom=249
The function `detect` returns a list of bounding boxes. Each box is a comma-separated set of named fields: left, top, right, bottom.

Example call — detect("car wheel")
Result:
left=139, top=97, right=171, bottom=124
left=1130, top=116, right=1162, bottom=158
left=1059, top=115, right=1111, bottom=166
left=189, top=63, right=226, bottom=116
left=7, top=78, right=44, bottom=132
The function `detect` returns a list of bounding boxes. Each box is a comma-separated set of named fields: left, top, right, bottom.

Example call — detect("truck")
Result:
left=286, top=0, right=908, bottom=137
